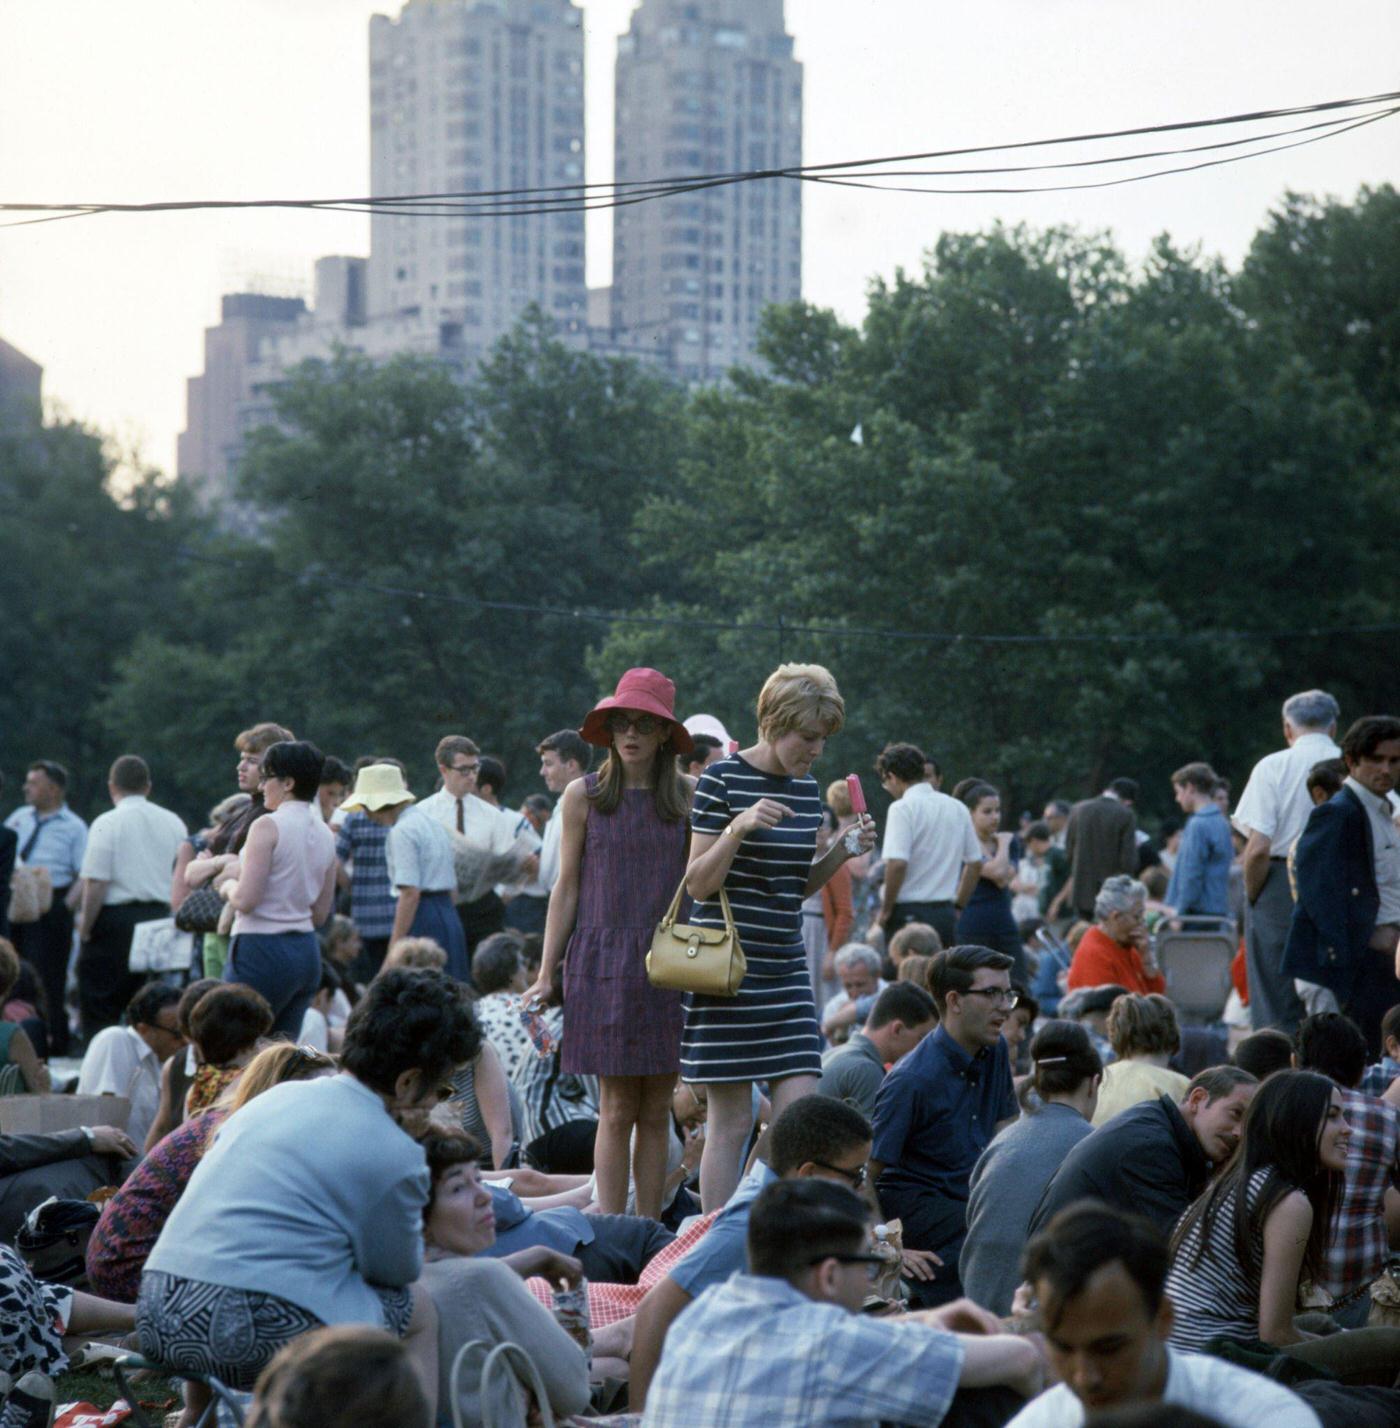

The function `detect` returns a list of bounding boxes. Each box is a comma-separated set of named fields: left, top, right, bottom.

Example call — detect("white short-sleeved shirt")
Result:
left=1231, top=730, right=1341, bottom=855
left=880, top=783, right=983, bottom=902
left=538, top=805, right=563, bottom=890
left=417, top=788, right=518, bottom=855
left=76, top=1024, right=161, bottom=1147
left=386, top=804, right=457, bottom=894
left=80, top=794, right=188, bottom=904
left=1005, top=1346, right=1320, bottom=1428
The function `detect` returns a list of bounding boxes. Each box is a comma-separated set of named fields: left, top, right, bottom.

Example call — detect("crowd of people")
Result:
left=0, top=670, right=1399, bottom=1426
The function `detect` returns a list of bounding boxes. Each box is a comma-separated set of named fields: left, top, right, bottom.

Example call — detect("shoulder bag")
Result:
left=646, top=876, right=745, bottom=997
left=8, top=865, right=53, bottom=926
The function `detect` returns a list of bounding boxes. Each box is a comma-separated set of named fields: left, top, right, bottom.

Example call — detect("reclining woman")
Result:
left=138, top=969, right=476, bottom=1425
left=420, top=1127, right=593, bottom=1425
left=88, top=1039, right=337, bottom=1303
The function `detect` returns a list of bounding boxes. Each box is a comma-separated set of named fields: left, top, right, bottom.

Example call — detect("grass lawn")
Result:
left=53, top=1366, right=180, bottom=1418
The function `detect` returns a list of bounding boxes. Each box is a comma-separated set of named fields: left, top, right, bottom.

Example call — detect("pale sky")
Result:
left=1, top=0, right=1396, bottom=475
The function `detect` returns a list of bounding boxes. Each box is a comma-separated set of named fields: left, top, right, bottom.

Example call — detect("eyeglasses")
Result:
left=808, top=1251, right=885, bottom=1283
left=961, top=988, right=1020, bottom=1008
left=448, top=761, right=479, bottom=775
left=812, top=1159, right=868, bottom=1190
left=606, top=713, right=661, bottom=735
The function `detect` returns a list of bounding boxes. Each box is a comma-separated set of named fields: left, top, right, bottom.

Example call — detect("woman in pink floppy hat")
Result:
left=523, top=667, right=695, bottom=1220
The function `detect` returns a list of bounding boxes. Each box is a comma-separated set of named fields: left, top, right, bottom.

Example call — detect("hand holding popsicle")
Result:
left=843, top=773, right=877, bottom=856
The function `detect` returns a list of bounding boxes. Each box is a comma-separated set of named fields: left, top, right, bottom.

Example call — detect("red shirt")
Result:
left=1066, top=924, right=1166, bottom=996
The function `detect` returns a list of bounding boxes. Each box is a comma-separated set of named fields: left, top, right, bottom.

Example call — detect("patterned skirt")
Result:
left=679, top=941, right=823, bottom=1084
left=136, top=1272, right=413, bottom=1389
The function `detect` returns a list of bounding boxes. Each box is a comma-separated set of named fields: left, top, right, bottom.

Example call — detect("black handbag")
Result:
left=175, top=884, right=224, bottom=934
left=16, top=1198, right=102, bottom=1287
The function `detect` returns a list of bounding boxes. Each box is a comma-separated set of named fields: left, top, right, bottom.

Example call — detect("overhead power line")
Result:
left=2, top=89, right=1396, bottom=230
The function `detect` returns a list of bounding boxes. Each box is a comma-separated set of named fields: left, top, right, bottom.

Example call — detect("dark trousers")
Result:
left=1245, top=860, right=1305, bottom=1033
left=575, top=1214, right=675, bottom=1286
left=881, top=1183, right=968, bottom=1308
left=525, top=1118, right=598, bottom=1175
left=457, top=891, right=505, bottom=958
left=12, top=887, right=75, bottom=1055
left=1345, top=947, right=1400, bottom=1060
left=890, top=900, right=958, bottom=948
left=79, top=901, right=166, bottom=1041
left=504, top=894, right=548, bottom=936
left=351, top=936, right=389, bottom=985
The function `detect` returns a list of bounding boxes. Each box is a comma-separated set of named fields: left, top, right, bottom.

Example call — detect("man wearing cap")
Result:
left=340, top=763, right=470, bottom=982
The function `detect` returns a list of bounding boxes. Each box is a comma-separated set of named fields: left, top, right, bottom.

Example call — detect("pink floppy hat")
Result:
left=579, top=667, right=694, bottom=753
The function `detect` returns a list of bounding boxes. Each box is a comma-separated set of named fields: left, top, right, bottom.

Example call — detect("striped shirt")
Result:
left=691, top=755, right=821, bottom=948
left=1166, top=1166, right=1275, bottom=1352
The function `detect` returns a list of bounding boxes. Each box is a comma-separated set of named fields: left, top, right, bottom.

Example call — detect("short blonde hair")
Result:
left=756, top=663, right=845, bottom=743
left=382, top=938, right=448, bottom=973
left=826, top=779, right=853, bottom=819
left=1107, top=992, right=1181, bottom=1058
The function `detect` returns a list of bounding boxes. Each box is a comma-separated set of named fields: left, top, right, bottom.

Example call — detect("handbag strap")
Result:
left=658, top=872, right=735, bottom=936
left=450, top=1339, right=558, bottom=1428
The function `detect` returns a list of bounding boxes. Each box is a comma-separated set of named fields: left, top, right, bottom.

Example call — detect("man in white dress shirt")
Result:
left=1232, top=689, right=1342, bottom=1033
left=76, top=756, right=187, bottom=1041
left=76, top=981, right=186, bottom=1148
left=418, top=735, right=525, bottom=955
left=534, top=730, right=590, bottom=893
left=873, top=742, right=982, bottom=948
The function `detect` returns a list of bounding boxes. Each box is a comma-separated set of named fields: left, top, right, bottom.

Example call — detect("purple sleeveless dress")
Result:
left=560, top=776, right=687, bottom=1076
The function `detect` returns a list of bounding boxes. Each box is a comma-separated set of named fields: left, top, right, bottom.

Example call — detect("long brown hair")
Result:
left=587, top=740, right=689, bottom=822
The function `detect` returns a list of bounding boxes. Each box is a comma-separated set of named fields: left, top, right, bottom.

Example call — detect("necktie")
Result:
left=456, top=798, right=465, bottom=834
left=20, top=816, right=46, bottom=862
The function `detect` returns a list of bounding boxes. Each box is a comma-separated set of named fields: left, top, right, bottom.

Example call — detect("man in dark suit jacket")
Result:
left=1284, top=714, right=1400, bottom=1054
left=0, top=822, right=15, bottom=943
left=1058, top=779, right=1140, bottom=922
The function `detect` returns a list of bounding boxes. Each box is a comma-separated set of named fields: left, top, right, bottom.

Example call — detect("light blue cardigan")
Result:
left=146, top=1072, right=429, bottom=1326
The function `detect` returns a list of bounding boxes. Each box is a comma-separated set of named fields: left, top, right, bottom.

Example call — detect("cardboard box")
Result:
left=0, top=1094, right=130, bottom=1135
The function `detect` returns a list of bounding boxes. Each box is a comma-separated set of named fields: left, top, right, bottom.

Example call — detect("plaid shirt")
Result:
left=1322, top=1087, right=1400, bottom=1300
left=643, top=1273, right=965, bottom=1428
left=334, top=812, right=395, bottom=939
left=1361, top=1058, right=1400, bottom=1098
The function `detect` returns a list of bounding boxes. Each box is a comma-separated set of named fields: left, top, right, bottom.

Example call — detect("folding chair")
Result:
left=111, top=1355, right=246, bottom=1428
left=1155, top=915, right=1237, bottom=1026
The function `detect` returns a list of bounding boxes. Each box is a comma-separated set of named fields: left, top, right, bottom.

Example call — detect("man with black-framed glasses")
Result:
left=643, top=1178, right=1042, bottom=1428
left=869, top=945, right=1020, bottom=1308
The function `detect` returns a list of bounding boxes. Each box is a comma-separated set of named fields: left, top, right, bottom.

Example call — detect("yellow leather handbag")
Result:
left=646, top=876, right=746, bottom=997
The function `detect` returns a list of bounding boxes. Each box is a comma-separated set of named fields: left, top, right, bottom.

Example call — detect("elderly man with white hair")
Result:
left=1232, top=689, right=1341, bottom=1033
left=820, top=943, right=887, bottom=1044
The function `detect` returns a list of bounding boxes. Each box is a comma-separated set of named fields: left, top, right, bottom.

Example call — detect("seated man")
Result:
left=870, top=946, right=1019, bottom=1306
left=816, top=982, right=937, bottom=1120
left=76, top=981, right=186, bottom=1149
left=1029, top=1066, right=1257, bottom=1238
left=0, top=1122, right=137, bottom=1242
left=628, top=1094, right=876, bottom=1413
left=644, top=1178, right=1041, bottom=1428
left=1006, top=1202, right=1321, bottom=1427
left=480, top=1179, right=673, bottom=1286
left=821, top=943, right=887, bottom=1043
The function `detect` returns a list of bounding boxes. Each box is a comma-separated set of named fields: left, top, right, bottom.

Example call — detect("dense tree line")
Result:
left=4, top=185, right=1397, bottom=830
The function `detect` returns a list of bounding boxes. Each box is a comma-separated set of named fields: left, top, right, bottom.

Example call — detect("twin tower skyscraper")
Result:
left=368, top=0, right=802, bottom=382
left=178, top=0, right=802, bottom=496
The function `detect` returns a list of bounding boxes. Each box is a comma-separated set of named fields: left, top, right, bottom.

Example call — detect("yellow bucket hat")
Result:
left=340, top=762, right=415, bottom=813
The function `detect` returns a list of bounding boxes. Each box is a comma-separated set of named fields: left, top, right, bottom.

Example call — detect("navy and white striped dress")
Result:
left=680, top=754, right=824, bottom=1084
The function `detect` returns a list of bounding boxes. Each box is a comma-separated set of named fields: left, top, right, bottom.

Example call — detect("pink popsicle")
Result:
left=846, top=774, right=867, bottom=815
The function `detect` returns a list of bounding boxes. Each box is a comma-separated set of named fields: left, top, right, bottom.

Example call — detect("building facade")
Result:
left=0, top=335, right=43, bottom=426
left=611, top=0, right=802, bottom=381
left=367, top=0, right=588, bottom=345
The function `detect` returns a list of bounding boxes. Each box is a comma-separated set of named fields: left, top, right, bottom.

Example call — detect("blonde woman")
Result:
left=683, top=663, right=876, bottom=1208
left=1091, top=992, right=1190, bottom=1126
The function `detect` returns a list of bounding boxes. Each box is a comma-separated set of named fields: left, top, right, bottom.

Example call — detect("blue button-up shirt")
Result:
left=1165, top=802, right=1234, bottom=917
left=644, top=1272, right=965, bottom=1428
left=871, top=1025, right=1017, bottom=1205
left=4, top=803, right=87, bottom=887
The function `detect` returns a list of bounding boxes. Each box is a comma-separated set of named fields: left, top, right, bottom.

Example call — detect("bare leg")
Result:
left=698, top=1082, right=754, bottom=1211
left=632, top=1073, right=679, bottom=1220
left=768, top=1074, right=817, bottom=1122
left=593, top=1076, right=642, bottom=1214
left=68, top=1289, right=137, bottom=1335
left=176, top=1381, right=212, bottom=1428
left=404, top=1283, right=439, bottom=1420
